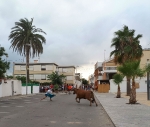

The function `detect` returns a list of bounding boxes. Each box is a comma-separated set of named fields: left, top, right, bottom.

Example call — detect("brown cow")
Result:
left=72, top=88, right=98, bottom=106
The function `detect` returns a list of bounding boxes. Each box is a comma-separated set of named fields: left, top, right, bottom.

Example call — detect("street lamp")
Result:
left=26, top=44, right=31, bottom=95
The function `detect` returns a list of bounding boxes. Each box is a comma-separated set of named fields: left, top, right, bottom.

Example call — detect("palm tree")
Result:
left=113, top=73, right=124, bottom=98
left=9, top=18, right=46, bottom=84
left=118, top=60, right=145, bottom=104
left=110, top=25, right=143, bottom=95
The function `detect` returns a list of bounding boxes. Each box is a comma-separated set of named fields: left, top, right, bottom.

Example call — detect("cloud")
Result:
left=1, top=0, right=150, bottom=79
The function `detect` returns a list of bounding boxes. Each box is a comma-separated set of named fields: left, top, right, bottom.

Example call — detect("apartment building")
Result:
left=94, top=60, right=117, bottom=89
left=94, top=49, right=150, bottom=92
left=57, top=66, right=75, bottom=84
left=140, top=49, right=150, bottom=69
left=13, top=61, right=75, bottom=84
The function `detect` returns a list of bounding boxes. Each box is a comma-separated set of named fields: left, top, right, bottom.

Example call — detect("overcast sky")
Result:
left=1, top=0, right=150, bottom=79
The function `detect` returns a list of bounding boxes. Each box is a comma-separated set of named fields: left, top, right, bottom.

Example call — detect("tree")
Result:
left=0, top=46, right=10, bottom=78
left=15, top=76, right=26, bottom=83
left=47, top=72, right=66, bottom=86
left=82, top=78, right=89, bottom=85
left=110, top=25, right=143, bottom=95
left=118, top=60, right=145, bottom=104
left=6, top=75, right=13, bottom=79
left=113, top=73, right=124, bottom=98
left=9, top=18, right=46, bottom=85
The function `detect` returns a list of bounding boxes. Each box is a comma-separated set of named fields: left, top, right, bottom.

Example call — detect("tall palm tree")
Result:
left=118, top=60, right=145, bottom=104
left=113, top=73, right=124, bottom=98
left=110, top=25, right=143, bottom=95
left=9, top=18, right=46, bottom=84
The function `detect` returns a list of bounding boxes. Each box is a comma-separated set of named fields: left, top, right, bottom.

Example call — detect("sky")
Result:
left=1, top=0, right=150, bottom=79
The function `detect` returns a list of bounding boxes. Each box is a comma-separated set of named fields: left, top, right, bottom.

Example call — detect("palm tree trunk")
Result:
left=26, top=47, right=30, bottom=85
left=116, top=84, right=121, bottom=98
left=129, top=80, right=137, bottom=104
left=126, top=77, right=131, bottom=96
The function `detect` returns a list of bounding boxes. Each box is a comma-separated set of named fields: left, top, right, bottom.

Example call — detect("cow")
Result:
left=72, top=88, right=98, bottom=106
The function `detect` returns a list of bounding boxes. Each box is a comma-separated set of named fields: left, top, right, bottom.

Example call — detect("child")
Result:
left=41, top=88, right=55, bottom=101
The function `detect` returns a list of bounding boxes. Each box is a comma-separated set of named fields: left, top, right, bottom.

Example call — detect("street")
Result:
left=0, top=93, right=115, bottom=127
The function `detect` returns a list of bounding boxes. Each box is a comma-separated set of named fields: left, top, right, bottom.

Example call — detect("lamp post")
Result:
left=26, top=44, right=31, bottom=95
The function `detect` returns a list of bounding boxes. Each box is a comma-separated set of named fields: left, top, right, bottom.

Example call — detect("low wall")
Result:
left=0, top=84, right=2, bottom=97
left=0, top=80, right=39, bottom=97
left=33, top=86, right=39, bottom=94
left=0, top=79, right=22, bottom=97
left=109, top=78, right=147, bottom=93
left=22, top=83, right=39, bottom=95
left=22, top=86, right=31, bottom=95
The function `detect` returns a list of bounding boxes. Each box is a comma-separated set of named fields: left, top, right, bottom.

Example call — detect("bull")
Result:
left=72, top=88, right=98, bottom=106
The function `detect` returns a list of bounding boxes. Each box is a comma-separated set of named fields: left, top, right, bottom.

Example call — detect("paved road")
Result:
left=0, top=93, right=115, bottom=127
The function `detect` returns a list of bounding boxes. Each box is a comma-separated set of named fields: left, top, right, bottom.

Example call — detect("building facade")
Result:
left=94, top=60, right=117, bottom=89
left=13, top=62, right=75, bottom=84
left=94, top=49, right=150, bottom=93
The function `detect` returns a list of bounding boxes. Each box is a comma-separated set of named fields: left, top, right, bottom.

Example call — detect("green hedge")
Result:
left=22, top=83, right=39, bottom=86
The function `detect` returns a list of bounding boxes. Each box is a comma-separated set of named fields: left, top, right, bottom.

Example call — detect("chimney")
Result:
left=34, top=60, right=38, bottom=63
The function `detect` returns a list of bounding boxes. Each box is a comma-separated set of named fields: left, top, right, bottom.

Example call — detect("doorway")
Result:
left=11, top=81, right=14, bottom=96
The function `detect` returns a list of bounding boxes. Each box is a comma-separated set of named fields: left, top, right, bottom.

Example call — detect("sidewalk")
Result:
left=94, top=92, right=150, bottom=127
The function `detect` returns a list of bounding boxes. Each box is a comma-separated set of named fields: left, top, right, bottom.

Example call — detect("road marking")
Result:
left=1, top=106, right=9, bottom=107
left=16, top=106, right=24, bottom=107
left=24, top=102, right=32, bottom=103
left=11, top=103, right=17, bottom=104
left=67, top=122, right=83, bottom=124
left=0, top=112, right=9, bottom=113
left=50, top=121, right=56, bottom=123
left=23, top=100, right=31, bottom=101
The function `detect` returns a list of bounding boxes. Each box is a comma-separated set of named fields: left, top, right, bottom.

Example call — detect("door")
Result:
left=11, top=81, right=14, bottom=96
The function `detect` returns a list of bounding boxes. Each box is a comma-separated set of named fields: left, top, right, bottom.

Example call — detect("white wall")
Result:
left=1, top=79, right=22, bottom=97
left=22, top=86, right=31, bottom=95
left=109, top=78, right=147, bottom=93
left=33, top=86, right=39, bottom=93
left=0, top=84, right=2, bottom=97
left=22, top=86, right=39, bottom=95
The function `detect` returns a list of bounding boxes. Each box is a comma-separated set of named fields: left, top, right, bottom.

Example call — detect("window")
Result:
left=34, top=74, right=41, bottom=80
left=29, top=66, right=33, bottom=70
left=63, top=69, right=67, bottom=72
left=41, top=75, right=46, bottom=80
left=58, top=68, right=63, bottom=72
left=67, top=76, right=73, bottom=80
left=20, top=66, right=26, bottom=71
left=30, top=75, right=34, bottom=80
left=41, top=65, right=46, bottom=70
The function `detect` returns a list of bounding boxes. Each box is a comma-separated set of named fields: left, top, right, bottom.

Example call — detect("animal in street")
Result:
left=72, top=88, right=98, bottom=106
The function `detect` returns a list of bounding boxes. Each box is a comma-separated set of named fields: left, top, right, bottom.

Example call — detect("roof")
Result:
left=58, top=66, right=75, bottom=69
left=14, top=63, right=58, bottom=66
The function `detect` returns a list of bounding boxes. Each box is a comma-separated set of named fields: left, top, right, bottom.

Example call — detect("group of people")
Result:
left=41, top=84, right=74, bottom=101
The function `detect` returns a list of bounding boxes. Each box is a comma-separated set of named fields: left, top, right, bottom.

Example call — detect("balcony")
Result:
left=95, top=62, right=103, bottom=70
left=103, top=67, right=117, bottom=73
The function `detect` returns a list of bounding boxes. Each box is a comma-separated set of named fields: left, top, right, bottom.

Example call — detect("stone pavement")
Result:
left=94, top=92, right=150, bottom=127
left=121, top=92, right=150, bottom=106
